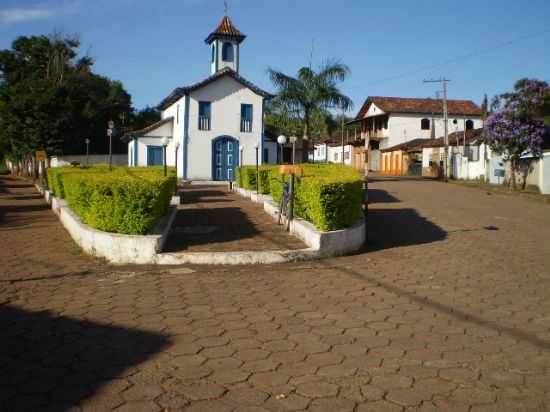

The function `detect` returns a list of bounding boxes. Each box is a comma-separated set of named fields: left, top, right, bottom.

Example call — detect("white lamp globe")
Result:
left=161, top=136, right=169, bottom=146
left=175, top=141, right=180, bottom=149
left=289, top=135, right=298, bottom=144
left=254, top=143, right=259, bottom=149
left=277, top=135, right=287, bottom=145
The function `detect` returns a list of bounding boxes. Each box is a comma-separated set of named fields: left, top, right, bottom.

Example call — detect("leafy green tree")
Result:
left=268, top=60, right=353, bottom=162
left=129, top=106, right=161, bottom=131
left=0, top=33, right=132, bottom=174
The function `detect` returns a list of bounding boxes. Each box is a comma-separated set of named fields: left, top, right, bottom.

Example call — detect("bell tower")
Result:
left=205, top=13, right=246, bottom=75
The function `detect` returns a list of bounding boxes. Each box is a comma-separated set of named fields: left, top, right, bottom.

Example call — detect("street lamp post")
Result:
left=107, top=120, right=114, bottom=171
left=174, top=141, right=180, bottom=178
left=240, top=146, right=244, bottom=168
left=85, top=138, right=91, bottom=165
left=254, top=143, right=259, bottom=193
left=277, top=135, right=287, bottom=164
left=161, top=136, right=169, bottom=177
left=289, top=135, right=297, bottom=165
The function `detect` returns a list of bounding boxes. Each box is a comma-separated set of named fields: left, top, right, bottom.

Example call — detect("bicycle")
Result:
left=278, top=181, right=291, bottom=231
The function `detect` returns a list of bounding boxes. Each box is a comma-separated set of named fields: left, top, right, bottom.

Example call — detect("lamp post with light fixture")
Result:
left=277, top=135, right=287, bottom=164
left=161, top=136, right=169, bottom=177
left=289, top=135, right=297, bottom=164
left=107, top=120, right=114, bottom=171
left=85, top=138, right=91, bottom=165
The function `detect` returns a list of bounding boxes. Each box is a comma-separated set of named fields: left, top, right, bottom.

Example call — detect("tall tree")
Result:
left=0, top=34, right=132, bottom=174
left=268, top=60, right=353, bottom=162
left=486, top=79, right=550, bottom=190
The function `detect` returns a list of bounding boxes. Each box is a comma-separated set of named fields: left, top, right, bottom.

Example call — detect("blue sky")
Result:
left=1, top=0, right=549, bottom=113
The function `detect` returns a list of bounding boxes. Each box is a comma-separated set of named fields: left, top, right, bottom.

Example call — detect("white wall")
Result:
left=186, top=75, right=263, bottom=180
left=311, top=144, right=328, bottom=162
left=161, top=96, right=186, bottom=176
left=450, top=143, right=490, bottom=180
left=134, top=120, right=176, bottom=168
left=50, top=155, right=128, bottom=168
left=384, top=114, right=483, bottom=150
left=327, top=145, right=352, bottom=165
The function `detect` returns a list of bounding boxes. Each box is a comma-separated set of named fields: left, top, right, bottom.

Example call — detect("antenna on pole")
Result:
left=224, top=0, right=228, bottom=15
left=309, top=39, right=315, bottom=69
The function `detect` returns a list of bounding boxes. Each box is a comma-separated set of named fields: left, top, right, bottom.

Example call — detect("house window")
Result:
left=198, top=101, right=211, bottom=130
left=421, top=118, right=430, bottom=130
left=334, top=152, right=339, bottom=162
left=467, top=145, right=480, bottom=161
left=222, top=42, right=234, bottom=62
left=263, top=148, right=269, bottom=163
left=344, top=151, right=350, bottom=160
left=466, top=119, right=474, bottom=130
left=240, top=104, right=253, bottom=132
left=211, top=44, right=216, bottom=63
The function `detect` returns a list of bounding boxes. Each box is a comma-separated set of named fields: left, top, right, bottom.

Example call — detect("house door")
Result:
left=147, top=146, right=163, bottom=166
left=213, top=137, right=239, bottom=181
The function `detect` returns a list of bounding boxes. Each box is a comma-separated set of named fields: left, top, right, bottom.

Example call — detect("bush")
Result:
left=47, top=165, right=176, bottom=235
left=237, top=165, right=277, bottom=194
left=238, top=164, right=363, bottom=231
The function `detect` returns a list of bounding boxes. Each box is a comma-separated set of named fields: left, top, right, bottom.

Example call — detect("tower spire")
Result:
left=224, top=0, right=228, bottom=15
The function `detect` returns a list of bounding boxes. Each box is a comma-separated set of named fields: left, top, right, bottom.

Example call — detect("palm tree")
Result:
left=268, top=60, right=353, bottom=162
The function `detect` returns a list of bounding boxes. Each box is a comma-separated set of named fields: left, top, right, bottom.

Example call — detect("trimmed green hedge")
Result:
left=237, top=164, right=363, bottom=231
left=237, top=165, right=277, bottom=194
left=47, top=165, right=176, bottom=235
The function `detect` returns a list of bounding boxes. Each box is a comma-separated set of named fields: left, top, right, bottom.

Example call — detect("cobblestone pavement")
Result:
left=164, top=185, right=306, bottom=252
left=1, top=175, right=550, bottom=411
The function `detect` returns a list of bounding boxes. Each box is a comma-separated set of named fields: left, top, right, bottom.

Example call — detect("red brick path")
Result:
left=1, top=175, right=550, bottom=411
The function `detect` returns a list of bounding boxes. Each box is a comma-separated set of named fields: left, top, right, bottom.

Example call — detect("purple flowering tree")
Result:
left=486, top=79, right=550, bottom=190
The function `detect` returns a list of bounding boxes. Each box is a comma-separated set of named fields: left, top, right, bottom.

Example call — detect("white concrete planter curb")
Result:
left=36, top=184, right=177, bottom=265
left=36, top=182, right=365, bottom=265
left=233, top=186, right=366, bottom=258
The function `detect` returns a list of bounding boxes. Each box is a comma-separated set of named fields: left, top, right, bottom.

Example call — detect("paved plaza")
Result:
left=1, top=175, right=550, bottom=411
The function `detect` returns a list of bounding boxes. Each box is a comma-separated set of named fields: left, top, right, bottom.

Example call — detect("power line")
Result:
left=343, top=27, right=550, bottom=91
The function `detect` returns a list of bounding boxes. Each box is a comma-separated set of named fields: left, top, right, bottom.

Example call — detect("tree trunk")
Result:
left=510, top=157, right=517, bottom=191
left=302, top=113, right=310, bottom=163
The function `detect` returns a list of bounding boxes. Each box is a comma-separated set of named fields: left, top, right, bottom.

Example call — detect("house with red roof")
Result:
left=122, top=14, right=274, bottom=181
left=348, top=96, right=483, bottom=173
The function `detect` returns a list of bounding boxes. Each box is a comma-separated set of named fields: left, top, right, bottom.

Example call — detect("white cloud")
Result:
left=0, top=0, right=82, bottom=25
left=0, top=8, right=58, bottom=24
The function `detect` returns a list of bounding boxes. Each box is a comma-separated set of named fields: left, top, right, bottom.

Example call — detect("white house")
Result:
left=123, top=14, right=273, bottom=181
left=348, top=96, right=483, bottom=172
left=420, top=128, right=491, bottom=179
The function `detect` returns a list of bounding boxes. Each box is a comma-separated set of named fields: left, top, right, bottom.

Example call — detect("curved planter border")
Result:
left=35, top=184, right=177, bottom=265
left=36, top=183, right=365, bottom=265
left=233, top=186, right=366, bottom=258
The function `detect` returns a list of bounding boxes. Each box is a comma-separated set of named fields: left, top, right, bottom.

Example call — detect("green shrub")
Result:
left=47, top=166, right=176, bottom=235
left=237, top=165, right=277, bottom=194
left=238, top=164, right=363, bottom=231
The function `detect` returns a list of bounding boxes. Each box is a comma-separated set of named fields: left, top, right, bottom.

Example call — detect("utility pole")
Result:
left=424, top=78, right=451, bottom=181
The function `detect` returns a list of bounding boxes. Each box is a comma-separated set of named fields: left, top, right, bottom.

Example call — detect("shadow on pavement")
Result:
left=0, top=304, right=170, bottom=412
left=366, top=208, right=447, bottom=251
left=163, top=207, right=260, bottom=252
left=323, top=262, right=550, bottom=352
left=368, top=189, right=401, bottom=204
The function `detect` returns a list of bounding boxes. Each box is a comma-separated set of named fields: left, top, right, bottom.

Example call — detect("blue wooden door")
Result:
left=213, top=138, right=238, bottom=181
left=147, top=146, right=163, bottom=166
